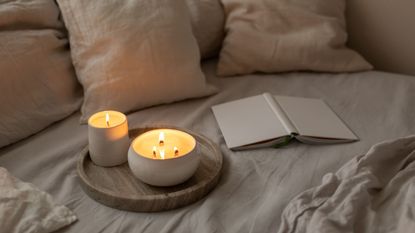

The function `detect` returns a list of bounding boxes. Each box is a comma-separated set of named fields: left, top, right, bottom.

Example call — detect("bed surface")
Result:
left=1, top=60, right=415, bottom=232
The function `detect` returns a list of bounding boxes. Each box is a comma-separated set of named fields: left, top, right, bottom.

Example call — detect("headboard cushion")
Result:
left=347, top=0, right=415, bottom=76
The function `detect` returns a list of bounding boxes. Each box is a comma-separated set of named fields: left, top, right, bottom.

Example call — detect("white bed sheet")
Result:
left=1, top=59, right=415, bottom=233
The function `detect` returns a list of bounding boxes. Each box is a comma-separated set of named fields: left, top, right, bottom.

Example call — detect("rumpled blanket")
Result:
left=278, top=136, right=415, bottom=233
left=0, top=167, right=77, bottom=233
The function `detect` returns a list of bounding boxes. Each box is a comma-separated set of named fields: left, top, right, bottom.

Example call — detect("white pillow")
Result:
left=186, top=0, right=225, bottom=59
left=0, top=30, right=82, bottom=148
left=57, top=0, right=217, bottom=122
left=0, top=167, right=77, bottom=233
left=218, top=0, right=373, bottom=76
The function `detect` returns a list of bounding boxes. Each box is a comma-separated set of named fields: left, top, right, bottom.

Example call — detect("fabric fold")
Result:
left=0, top=167, right=77, bottom=233
left=278, top=136, right=415, bottom=233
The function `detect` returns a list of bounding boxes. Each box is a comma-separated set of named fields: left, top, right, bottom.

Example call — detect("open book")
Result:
left=212, top=93, right=358, bottom=150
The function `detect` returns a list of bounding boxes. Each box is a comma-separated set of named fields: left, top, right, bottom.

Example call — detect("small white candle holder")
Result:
left=128, top=129, right=200, bottom=186
left=88, top=110, right=129, bottom=167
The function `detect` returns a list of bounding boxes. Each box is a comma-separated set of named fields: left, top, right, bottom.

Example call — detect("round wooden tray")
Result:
left=77, top=127, right=223, bottom=212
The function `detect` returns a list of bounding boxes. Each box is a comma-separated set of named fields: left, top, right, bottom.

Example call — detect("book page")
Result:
left=212, top=94, right=288, bottom=149
left=275, top=96, right=358, bottom=140
left=263, top=93, right=298, bottom=135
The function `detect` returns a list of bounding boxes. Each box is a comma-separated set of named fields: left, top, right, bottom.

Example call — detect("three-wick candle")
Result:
left=128, top=129, right=200, bottom=186
left=88, top=110, right=129, bottom=167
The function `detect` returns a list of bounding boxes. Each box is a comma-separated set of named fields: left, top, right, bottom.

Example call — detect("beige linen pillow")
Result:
left=218, top=0, right=373, bottom=76
left=0, top=0, right=63, bottom=30
left=186, top=0, right=225, bottom=59
left=0, top=30, right=82, bottom=147
left=57, top=0, right=217, bottom=122
left=0, top=29, right=82, bottom=147
left=0, top=0, right=82, bottom=148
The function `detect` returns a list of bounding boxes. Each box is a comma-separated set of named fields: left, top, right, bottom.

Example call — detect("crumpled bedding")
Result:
left=1, top=60, right=415, bottom=232
left=0, top=167, right=77, bottom=233
left=278, top=136, right=415, bottom=233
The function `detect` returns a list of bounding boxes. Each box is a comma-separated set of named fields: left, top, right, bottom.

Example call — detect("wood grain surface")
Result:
left=77, top=127, right=223, bottom=212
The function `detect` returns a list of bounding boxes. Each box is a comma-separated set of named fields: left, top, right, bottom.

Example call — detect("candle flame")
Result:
left=159, top=131, right=165, bottom=146
left=152, top=146, right=157, bottom=158
left=174, top=146, right=179, bottom=156
left=159, top=149, right=165, bottom=160
left=105, top=112, right=110, bottom=127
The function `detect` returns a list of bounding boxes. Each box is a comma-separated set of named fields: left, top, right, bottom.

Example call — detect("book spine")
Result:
left=263, top=93, right=298, bottom=135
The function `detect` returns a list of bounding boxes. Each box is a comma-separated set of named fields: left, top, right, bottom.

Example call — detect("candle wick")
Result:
left=105, top=112, right=110, bottom=127
left=152, top=146, right=157, bottom=158
left=174, top=147, right=179, bottom=156
left=158, top=132, right=165, bottom=146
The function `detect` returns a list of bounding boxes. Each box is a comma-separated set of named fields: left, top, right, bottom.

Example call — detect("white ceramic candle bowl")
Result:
left=128, top=129, right=200, bottom=187
left=88, top=111, right=129, bottom=167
